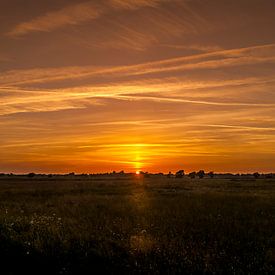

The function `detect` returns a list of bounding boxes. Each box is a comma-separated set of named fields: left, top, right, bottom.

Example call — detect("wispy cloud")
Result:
left=108, top=0, right=164, bottom=10
left=116, top=94, right=275, bottom=107
left=7, top=2, right=103, bottom=37
left=7, top=0, right=174, bottom=37
left=87, top=21, right=158, bottom=51
left=97, top=2, right=211, bottom=50
left=1, top=73, right=275, bottom=116
left=1, top=43, right=275, bottom=116
left=160, top=44, right=223, bottom=52
left=5, top=0, right=209, bottom=52
left=0, top=86, right=100, bottom=115
left=0, top=43, right=274, bottom=87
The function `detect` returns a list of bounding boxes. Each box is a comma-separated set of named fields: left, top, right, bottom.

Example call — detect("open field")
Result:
left=0, top=175, right=274, bottom=274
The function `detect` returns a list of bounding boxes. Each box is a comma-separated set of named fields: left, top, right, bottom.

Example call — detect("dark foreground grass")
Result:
left=0, top=176, right=274, bottom=274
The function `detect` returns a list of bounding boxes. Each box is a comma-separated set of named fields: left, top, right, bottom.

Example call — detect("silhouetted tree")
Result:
left=189, top=172, right=196, bottom=179
left=253, top=172, right=260, bottom=179
left=167, top=171, right=172, bottom=178
left=28, top=173, right=35, bottom=178
left=175, top=170, right=184, bottom=178
left=197, top=170, right=205, bottom=179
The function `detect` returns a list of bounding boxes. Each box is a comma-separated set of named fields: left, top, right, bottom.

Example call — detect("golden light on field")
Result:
left=1, top=1, right=275, bottom=173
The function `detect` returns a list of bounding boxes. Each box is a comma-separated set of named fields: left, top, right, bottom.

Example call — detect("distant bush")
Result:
left=253, top=172, right=260, bottom=179
left=189, top=172, right=196, bottom=179
left=197, top=170, right=205, bottom=179
left=175, top=170, right=184, bottom=178
left=28, top=173, right=36, bottom=178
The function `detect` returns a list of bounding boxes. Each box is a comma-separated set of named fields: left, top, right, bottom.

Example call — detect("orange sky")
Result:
left=1, top=0, right=275, bottom=173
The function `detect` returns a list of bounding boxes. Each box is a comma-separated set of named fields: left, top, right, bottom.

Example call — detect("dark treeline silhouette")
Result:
left=0, top=171, right=275, bottom=179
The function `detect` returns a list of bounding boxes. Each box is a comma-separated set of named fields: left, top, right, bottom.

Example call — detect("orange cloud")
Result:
left=1, top=44, right=275, bottom=87
left=7, top=2, right=103, bottom=37
left=109, top=0, right=164, bottom=10
left=7, top=0, right=174, bottom=37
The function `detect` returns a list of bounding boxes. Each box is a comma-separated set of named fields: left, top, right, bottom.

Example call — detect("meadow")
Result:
left=0, top=174, right=274, bottom=274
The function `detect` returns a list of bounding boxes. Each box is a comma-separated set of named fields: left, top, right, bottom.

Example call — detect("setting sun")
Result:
left=135, top=171, right=140, bottom=175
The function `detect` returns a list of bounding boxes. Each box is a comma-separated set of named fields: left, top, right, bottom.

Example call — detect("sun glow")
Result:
left=116, top=143, right=147, bottom=172
left=136, top=170, right=140, bottom=175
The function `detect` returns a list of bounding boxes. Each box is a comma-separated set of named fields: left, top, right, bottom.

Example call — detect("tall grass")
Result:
left=0, top=176, right=274, bottom=274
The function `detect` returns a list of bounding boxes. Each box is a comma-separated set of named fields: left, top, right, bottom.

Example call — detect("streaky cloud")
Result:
left=0, top=43, right=275, bottom=87
left=7, top=0, right=175, bottom=37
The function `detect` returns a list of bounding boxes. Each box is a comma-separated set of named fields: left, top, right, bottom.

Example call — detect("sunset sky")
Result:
left=1, top=0, right=275, bottom=173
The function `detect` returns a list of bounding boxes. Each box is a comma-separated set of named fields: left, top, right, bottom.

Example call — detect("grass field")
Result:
left=0, top=175, right=274, bottom=274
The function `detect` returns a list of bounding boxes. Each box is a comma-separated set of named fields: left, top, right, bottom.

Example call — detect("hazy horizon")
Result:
left=1, top=169, right=275, bottom=176
left=1, top=0, right=275, bottom=173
